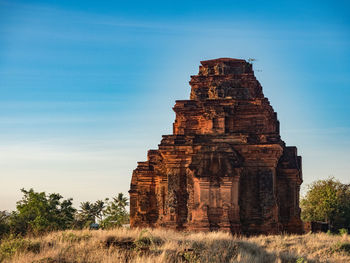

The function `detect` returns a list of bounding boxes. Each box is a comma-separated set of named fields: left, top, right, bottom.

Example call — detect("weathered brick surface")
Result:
left=129, top=58, right=303, bottom=234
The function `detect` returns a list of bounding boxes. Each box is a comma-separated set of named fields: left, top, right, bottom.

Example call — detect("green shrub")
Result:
left=9, top=189, right=76, bottom=235
left=296, top=257, right=308, bottom=263
left=339, top=228, right=348, bottom=235
left=134, top=229, right=153, bottom=250
left=0, top=235, right=40, bottom=260
left=332, top=242, right=350, bottom=255
left=133, top=229, right=164, bottom=252
left=0, top=211, right=10, bottom=239
left=327, top=230, right=333, bottom=235
left=301, top=178, right=350, bottom=231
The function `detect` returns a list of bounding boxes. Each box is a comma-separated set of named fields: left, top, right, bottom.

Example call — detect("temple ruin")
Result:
left=129, top=58, right=303, bottom=234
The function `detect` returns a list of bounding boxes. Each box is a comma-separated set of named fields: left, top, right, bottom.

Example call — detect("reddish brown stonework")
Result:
left=129, top=58, right=303, bottom=235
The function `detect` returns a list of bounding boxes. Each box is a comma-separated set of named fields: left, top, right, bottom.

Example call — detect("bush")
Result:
left=332, top=242, right=350, bottom=255
left=0, top=235, right=41, bottom=261
left=296, top=258, right=308, bottom=263
left=301, top=178, right=350, bottom=231
left=9, top=189, right=76, bottom=235
left=339, top=228, right=348, bottom=235
left=0, top=211, right=10, bottom=239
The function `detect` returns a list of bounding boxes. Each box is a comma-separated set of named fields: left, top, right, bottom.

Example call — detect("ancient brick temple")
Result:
left=129, top=58, right=303, bottom=234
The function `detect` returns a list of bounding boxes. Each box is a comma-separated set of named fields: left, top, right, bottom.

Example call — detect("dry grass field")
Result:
left=1, top=228, right=350, bottom=263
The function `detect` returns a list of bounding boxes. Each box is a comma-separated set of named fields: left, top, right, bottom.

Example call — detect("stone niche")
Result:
left=129, top=58, right=303, bottom=235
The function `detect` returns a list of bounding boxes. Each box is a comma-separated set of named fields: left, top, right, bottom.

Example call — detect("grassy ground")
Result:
left=1, top=228, right=350, bottom=263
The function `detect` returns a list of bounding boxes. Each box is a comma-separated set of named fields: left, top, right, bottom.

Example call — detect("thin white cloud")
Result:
left=1, top=0, right=345, bottom=43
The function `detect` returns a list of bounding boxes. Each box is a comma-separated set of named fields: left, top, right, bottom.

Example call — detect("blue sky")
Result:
left=0, top=0, right=349, bottom=211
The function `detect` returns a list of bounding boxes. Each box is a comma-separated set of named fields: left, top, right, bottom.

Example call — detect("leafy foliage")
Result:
left=295, top=257, right=308, bottom=263
left=101, top=193, right=129, bottom=228
left=301, top=178, right=350, bottom=230
left=0, top=188, right=129, bottom=237
left=339, top=228, right=349, bottom=235
left=332, top=242, right=350, bottom=255
left=8, top=188, right=76, bottom=235
left=0, top=235, right=40, bottom=261
left=75, top=200, right=106, bottom=228
left=75, top=201, right=97, bottom=228
left=0, top=211, right=10, bottom=239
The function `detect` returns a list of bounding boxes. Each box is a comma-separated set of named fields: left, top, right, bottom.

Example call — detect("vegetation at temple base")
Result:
left=0, top=188, right=129, bottom=239
left=101, top=193, right=129, bottom=229
left=74, top=194, right=129, bottom=229
left=301, top=177, right=350, bottom=231
left=0, top=212, right=10, bottom=240
left=8, top=189, right=76, bottom=236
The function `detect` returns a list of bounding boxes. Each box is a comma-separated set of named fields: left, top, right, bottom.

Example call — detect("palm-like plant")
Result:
left=102, top=193, right=129, bottom=228
left=114, top=193, right=129, bottom=207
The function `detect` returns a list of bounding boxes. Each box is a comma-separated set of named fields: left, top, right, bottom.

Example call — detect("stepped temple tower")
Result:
left=129, top=58, right=303, bottom=234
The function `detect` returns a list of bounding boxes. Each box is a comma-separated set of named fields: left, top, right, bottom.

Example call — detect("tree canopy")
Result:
left=0, top=188, right=130, bottom=238
left=0, top=211, right=10, bottom=239
left=101, top=193, right=129, bottom=228
left=301, top=178, right=350, bottom=231
left=75, top=200, right=106, bottom=228
left=9, top=188, right=76, bottom=235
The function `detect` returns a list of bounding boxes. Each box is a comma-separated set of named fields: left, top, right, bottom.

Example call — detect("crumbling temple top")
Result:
left=129, top=58, right=303, bottom=235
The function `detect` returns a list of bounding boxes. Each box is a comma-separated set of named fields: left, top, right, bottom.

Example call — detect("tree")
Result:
left=94, top=200, right=105, bottom=222
left=75, top=201, right=95, bottom=228
left=0, top=211, right=10, bottom=239
left=301, top=178, right=350, bottom=230
left=101, top=193, right=129, bottom=229
left=9, top=188, right=76, bottom=235
left=75, top=200, right=106, bottom=228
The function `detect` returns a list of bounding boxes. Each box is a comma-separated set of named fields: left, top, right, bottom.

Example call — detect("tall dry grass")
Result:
left=1, top=228, right=349, bottom=263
